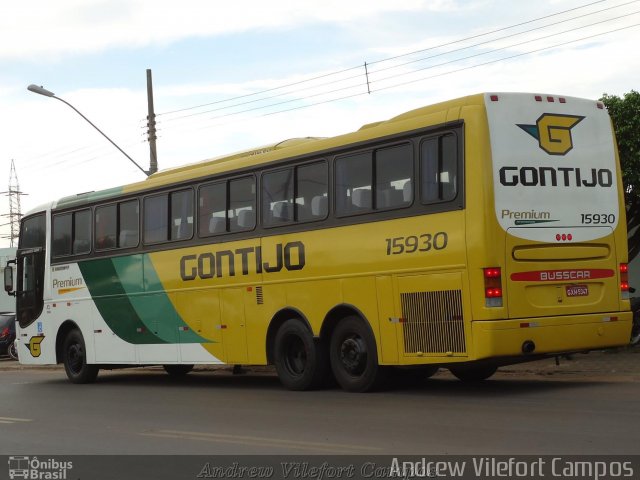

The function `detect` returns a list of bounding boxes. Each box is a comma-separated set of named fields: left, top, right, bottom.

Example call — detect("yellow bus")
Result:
left=5, top=92, right=632, bottom=392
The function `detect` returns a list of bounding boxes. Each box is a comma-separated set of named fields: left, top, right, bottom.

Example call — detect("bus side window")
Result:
left=421, top=133, right=458, bottom=204
left=335, top=152, right=372, bottom=216
left=297, top=161, right=328, bottom=222
left=262, top=169, right=294, bottom=226
left=52, top=209, right=91, bottom=257
left=170, top=190, right=193, bottom=241
left=199, top=182, right=227, bottom=236
left=144, top=194, right=168, bottom=244
left=229, top=176, right=256, bottom=232
left=72, top=210, right=91, bottom=254
left=374, top=143, right=413, bottom=209
left=52, top=214, right=72, bottom=257
left=95, top=205, right=117, bottom=249
left=119, top=200, right=139, bottom=248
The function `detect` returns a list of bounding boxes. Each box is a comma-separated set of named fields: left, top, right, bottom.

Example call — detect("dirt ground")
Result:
left=495, top=345, right=640, bottom=381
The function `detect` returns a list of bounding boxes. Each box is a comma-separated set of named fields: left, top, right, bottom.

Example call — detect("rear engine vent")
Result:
left=400, top=290, right=466, bottom=354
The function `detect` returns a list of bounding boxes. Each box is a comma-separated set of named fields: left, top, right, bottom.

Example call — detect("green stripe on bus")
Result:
left=128, top=256, right=207, bottom=343
left=79, top=257, right=166, bottom=344
left=56, top=187, right=125, bottom=210
left=80, top=255, right=209, bottom=344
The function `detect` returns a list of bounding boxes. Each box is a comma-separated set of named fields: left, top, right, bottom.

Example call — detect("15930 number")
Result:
left=580, top=213, right=615, bottom=224
left=385, top=232, right=448, bottom=255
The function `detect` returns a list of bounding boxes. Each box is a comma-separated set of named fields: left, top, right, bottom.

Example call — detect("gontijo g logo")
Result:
left=517, top=113, right=584, bottom=155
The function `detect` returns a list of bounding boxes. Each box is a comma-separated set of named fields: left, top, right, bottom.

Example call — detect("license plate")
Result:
left=566, top=285, right=589, bottom=297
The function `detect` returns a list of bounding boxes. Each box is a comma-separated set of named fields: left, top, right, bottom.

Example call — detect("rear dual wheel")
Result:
left=329, top=316, right=387, bottom=392
left=274, top=319, right=329, bottom=391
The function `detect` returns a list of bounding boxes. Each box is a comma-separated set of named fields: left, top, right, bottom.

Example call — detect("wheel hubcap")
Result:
left=284, top=336, right=307, bottom=376
left=68, top=343, right=84, bottom=373
left=340, top=335, right=367, bottom=375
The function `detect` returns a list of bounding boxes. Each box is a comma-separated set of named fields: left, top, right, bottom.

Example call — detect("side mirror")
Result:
left=4, top=262, right=15, bottom=296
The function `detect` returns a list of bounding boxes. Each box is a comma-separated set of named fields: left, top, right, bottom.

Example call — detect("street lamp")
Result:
left=27, top=84, right=150, bottom=177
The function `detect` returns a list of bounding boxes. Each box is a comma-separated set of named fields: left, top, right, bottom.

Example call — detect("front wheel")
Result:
left=62, top=329, right=99, bottom=384
left=7, top=340, right=18, bottom=360
left=330, top=316, right=387, bottom=392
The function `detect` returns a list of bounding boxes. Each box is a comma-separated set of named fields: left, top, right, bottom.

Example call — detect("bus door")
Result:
left=15, top=246, right=45, bottom=327
left=220, top=288, right=248, bottom=364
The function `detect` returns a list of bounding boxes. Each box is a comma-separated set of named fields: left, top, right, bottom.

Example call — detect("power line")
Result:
left=164, top=21, right=640, bottom=133
left=367, top=0, right=640, bottom=76
left=154, top=10, right=639, bottom=135
left=18, top=0, right=638, bottom=175
left=154, top=0, right=638, bottom=134
left=154, top=0, right=627, bottom=123
left=369, top=10, right=640, bottom=87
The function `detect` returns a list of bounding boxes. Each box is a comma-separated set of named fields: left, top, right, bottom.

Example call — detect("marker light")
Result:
left=484, top=267, right=503, bottom=307
left=620, top=263, right=630, bottom=299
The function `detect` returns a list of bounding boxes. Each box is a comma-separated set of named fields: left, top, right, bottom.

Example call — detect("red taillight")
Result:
left=620, top=263, right=629, bottom=299
left=484, top=267, right=503, bottom=307
left=0, top=327, right=8, bottom=338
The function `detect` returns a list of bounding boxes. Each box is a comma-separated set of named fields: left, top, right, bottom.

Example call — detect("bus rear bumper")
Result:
left=471, top=311, right=633, bottom=360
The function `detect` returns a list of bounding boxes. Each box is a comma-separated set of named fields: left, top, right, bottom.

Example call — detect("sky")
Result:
left=0, top=0, right=639, bottom=246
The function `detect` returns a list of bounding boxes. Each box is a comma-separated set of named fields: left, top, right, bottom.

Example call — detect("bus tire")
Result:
left=163, top=364, right=194, bottom=376
left=274, top=319, right=328, bottom=391
left=7, top=341, right=18, bottom=361
left=62, top=329, right=99, bottom=384
left=329, top=316, right=387, bottom=392
left=449, top=364, right=497, bottom=382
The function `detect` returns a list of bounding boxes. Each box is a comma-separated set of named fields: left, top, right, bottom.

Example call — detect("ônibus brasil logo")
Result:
left=8, top=456, right=73, bottom=480
left=517, top=113, right=584, bottom=156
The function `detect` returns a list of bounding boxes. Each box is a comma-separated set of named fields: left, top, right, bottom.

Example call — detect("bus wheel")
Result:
left=62, top=329, right=99, bottom=384
left=163, top=364, right=194, bottom=376
left=7, top=341, right=18, bottom=361
left=274, top=319, right=328, bottom=391
left=449, top=364, right=497, bottom=382
left=330, top=316, right=386, bottom=392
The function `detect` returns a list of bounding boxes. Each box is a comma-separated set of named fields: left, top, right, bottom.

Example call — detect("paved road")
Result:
left=1, top=359, right=639, bottom=455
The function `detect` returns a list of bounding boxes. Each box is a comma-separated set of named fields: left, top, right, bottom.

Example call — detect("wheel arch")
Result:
left=320, top=303, right=375, bottom=344
left=55, top=320, right=81, bottom=364
left=265, top=307, right=312, bottom=364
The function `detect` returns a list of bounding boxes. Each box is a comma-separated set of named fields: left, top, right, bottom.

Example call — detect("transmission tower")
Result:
left=1, top=159, right=26, bottom=247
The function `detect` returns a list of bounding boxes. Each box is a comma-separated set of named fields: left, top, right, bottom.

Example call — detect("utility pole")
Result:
left=146, top=69, right=158, bottom=175
left=1, top=160, right=26, bottom=247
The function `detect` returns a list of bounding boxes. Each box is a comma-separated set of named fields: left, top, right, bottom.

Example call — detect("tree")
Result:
left=600, top=90, right=640, bottom=261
